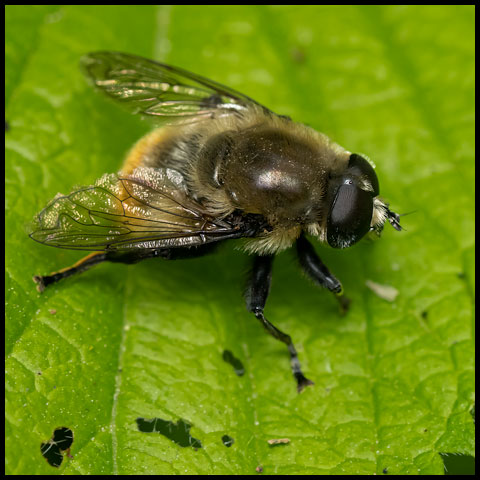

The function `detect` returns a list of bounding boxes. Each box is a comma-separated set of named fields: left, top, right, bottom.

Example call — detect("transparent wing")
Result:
left=81, top=51, right=271, bottom=123
left=29, top=167, right=244, bottom=252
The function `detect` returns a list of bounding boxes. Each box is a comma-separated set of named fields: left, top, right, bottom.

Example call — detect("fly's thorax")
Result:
left=194, top=130, right=234, bottom=190
left=196, top=124, right=350, bottom=227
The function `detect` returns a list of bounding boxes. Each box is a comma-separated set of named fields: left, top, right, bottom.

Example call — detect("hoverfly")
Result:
left=30, top=52, right=401, bottom=391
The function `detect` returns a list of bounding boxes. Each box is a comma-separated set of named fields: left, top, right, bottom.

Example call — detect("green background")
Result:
left=5, top=5, right=475, bottom=475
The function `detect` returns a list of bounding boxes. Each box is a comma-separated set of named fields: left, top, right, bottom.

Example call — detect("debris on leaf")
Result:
left=267, top=438, right=290, bottom=446
left=366, top=280, right=399, bottom=302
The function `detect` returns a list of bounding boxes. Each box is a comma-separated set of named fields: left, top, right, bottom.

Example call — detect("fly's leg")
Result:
left=32, top=250, right=161, bottom=292
left=296, top=234, right=351, bottom=313
left=245, top=254, right=314, bottom=393
left=33, top=244, right=219, bottom=292
left=33, top=252, right=108, bottom=292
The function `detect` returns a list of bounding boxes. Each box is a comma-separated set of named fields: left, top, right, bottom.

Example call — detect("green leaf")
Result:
left=6, top=5, right=474, bottom=475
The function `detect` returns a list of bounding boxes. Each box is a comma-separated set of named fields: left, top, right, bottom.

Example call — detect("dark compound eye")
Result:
left=327, top=180, right=373, bottom=248
left=348, top=153, right=379, bottom=196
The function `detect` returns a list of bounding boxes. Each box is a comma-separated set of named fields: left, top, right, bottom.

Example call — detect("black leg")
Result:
left=33, top=252, right=108, bottom=292
left=33, top=244, right=219, bottom=292
left=296, top=234, right=350, bottom=312
left=245, top=254, right=314, bottom=393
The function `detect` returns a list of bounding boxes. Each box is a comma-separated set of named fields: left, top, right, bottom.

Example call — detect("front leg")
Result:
left=245, top=254, right=314, bottom=393
left=296, top=234, right=351, bottom=313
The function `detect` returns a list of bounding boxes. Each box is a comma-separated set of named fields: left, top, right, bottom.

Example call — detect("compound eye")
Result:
left=349, top=154, right=379, bottom=196
left=327, top=181, right=373, bottom=248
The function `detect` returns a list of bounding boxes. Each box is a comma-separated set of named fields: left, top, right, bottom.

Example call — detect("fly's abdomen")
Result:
left=123, top=126, right=203, bottom=176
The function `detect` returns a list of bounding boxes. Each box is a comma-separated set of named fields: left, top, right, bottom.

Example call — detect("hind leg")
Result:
left=33, top=244, right=218, bottom=292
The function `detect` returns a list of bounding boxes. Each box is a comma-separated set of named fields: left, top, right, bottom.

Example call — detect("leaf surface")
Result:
left=5, top=5, right=474, bottom=475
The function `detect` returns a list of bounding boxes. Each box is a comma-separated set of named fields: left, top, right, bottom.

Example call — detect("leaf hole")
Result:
left=40, top=426, right=74, bottom=468
left=136, top=417, right=202, bottom=449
